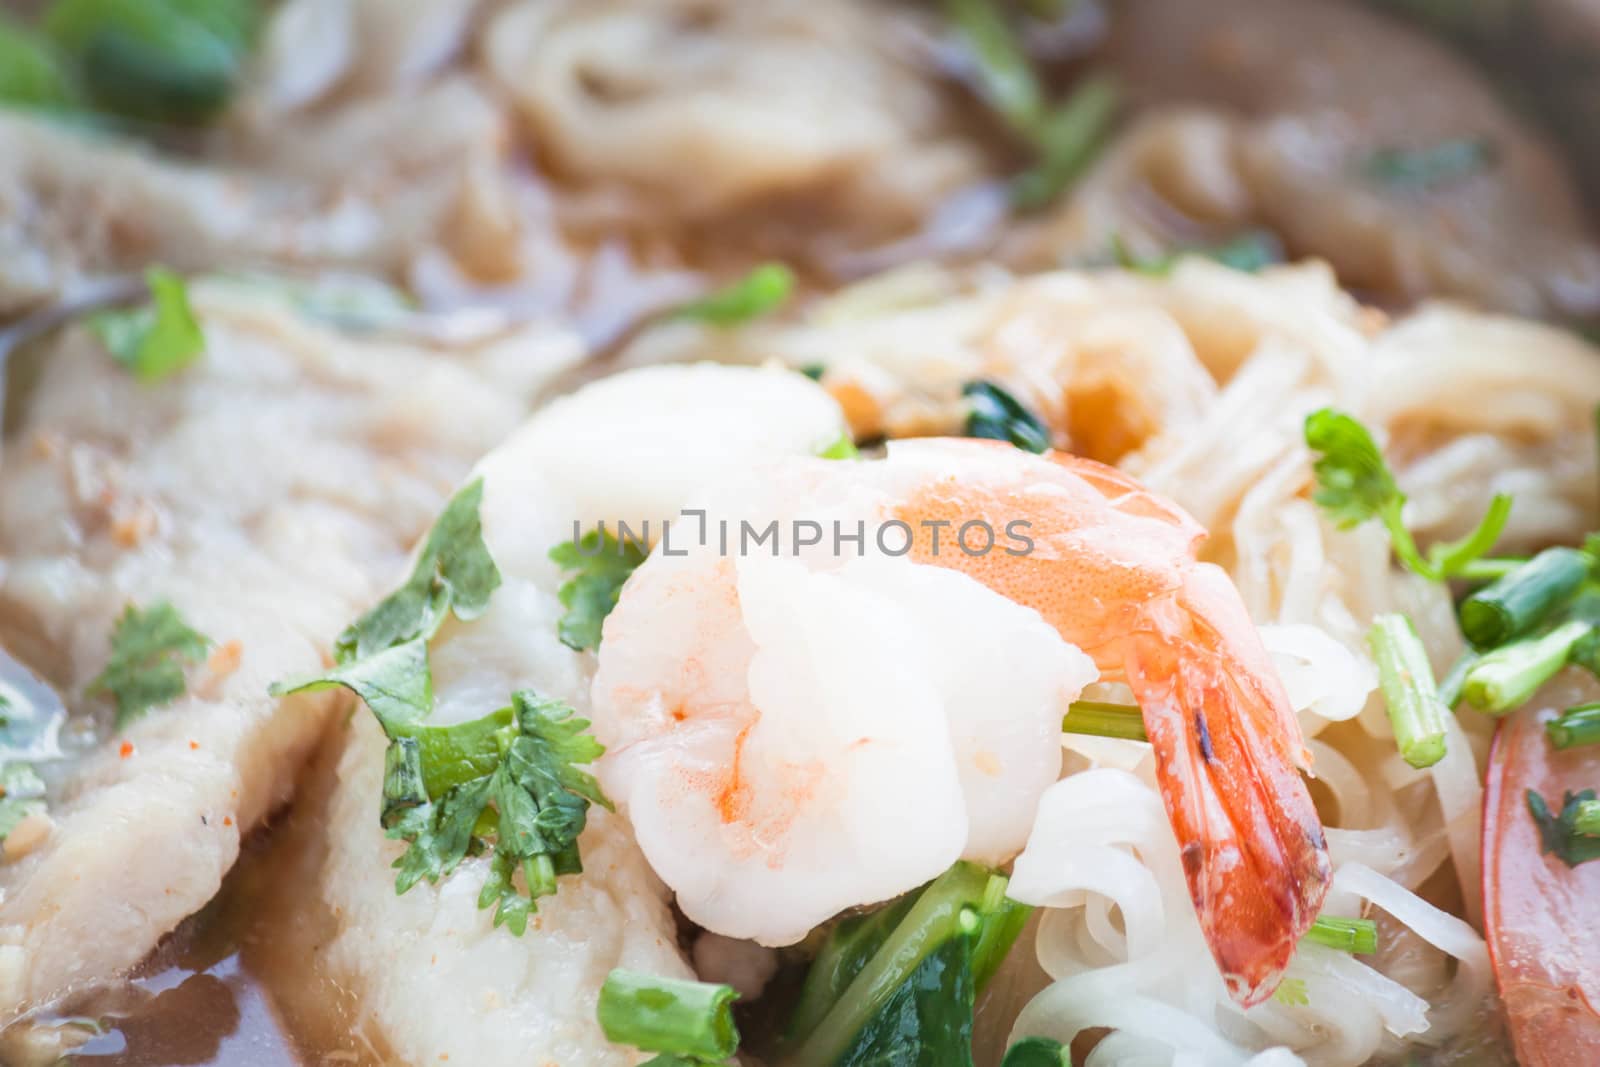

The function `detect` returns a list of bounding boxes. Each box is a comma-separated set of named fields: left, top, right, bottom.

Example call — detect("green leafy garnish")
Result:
left=550, top=529, right=648, bottom=653
left=943, top=0, right=1117, bottom=211
left=88, top=267, right=204, bottom=384
left=1363, top=138, right=1496, bottom=191
left=1272, top=977, right=1311, bottom=1007
left=1304, top=408, right=1511, bottom=581
left=336, top=479, right=500, bottom=662
left=0, top=763, right=47, bottom=843
left=1303, top=916, right=1378, bottom=955
left=44, top=0, right=261, bottom=124
left=384, top=691, right=612, bottom=934
left=781, top=863, right=1028, bottom=1066
left=598, top=970, right=740, bottom=1065
left=670, top=263, right=794, bottom=327
left=1114, top=230, right=1280, bottom=276
left=1458, top=547, right=1592, bottom=648
left=964, top=380, right=1050, bottom=454
left=0, top=16, right=74, bottom=108
left=1527, top=788, right=1600, bottom=868
left=86, top=601, right=210, bottom=729
left=271, top=638, right=433, bottom=730
left=1000, top=1037, right=1070, bottom=1067
left=1461, top=619, right=1592, bottom=714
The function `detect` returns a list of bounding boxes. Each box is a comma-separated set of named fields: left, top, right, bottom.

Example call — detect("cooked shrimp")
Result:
left=590, top=439, right=1329, bottom=1004
left=882, top=438, right=1330, bottom=1005
left=589, top=467, right=1098, bottom=947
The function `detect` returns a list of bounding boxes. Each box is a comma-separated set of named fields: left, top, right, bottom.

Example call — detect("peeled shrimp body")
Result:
left=591, top=438, right=1330, bottom=1005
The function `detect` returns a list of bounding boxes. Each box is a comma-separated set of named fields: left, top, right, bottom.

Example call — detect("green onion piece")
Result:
left=1576, top=798, right=1600, bottom=837
left=0, top=16, right=75, bottom=108
left=598, top=971, right=739, bottom=1063
left=1001, top=1036, right=1070, bottom=1067
left=1547, top=703, right=1600, bottom=750
left=1365, top=614, right=1450, bottom=769
left=1061, top=700, right=1147, bottom=742
left=1458, top=547, right=1592, bottom=648
left=1010, top=75, right=1119, bottom=211
left=1461, top=619, right=1592, bottom=714
left=970, top=873, right=1031, bottom=992
left=1303, top=916, right=1378, bottom=955
left=670, top=263, right=794, bottom=327
left=1570, top=627, right=1600, bottom=681
left=942, top=0, right=1043, bottom=138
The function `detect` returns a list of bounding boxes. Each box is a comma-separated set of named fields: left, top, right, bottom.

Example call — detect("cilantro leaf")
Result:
left=86, top=601, right=210, bottom=729
left=269, top=638, right=432, bottom=731
left=963, top=380, right=1050, bottom=454
left=335, top=478, right=500, bottom=662
left=551, top=529, right=648, bottom=652
left=669, top=263, right=794, bottom=327
left=1304, top=408, right=1510, bottom=581
left=88, top=267, right=205, bottom=384
left=0, top=763, right=47, bottom=843
left=383, top=691, right=611, bottom=933
left=1527, top=788, right=1600, bottom=868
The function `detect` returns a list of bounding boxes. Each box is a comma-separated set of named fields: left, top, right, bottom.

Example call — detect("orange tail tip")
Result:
left=1123, top=603, right=1331, bottom=1004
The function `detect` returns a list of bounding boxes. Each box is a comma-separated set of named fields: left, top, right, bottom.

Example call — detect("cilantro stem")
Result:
left=1547, top=702, right=1600, bottom=750
left=1061, top=700, right=1147, bottom=741
left=1366, top=614, right=1449, bottom=769
left=1453, top=556, right=1528, bottom=583
left=1303, top=916, right=1377, bottom=955
left=1461, top=619, right=1592, bottom=714
left=1458, top=547, right=1591, bottom=648
left=598, top=971, right=740, bottom=1063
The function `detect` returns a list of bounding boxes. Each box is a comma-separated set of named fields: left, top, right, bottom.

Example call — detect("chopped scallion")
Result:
left=1365, top=614, right=1449, bottom=768
left=1061, top=700, right=1147, bottom=742
left=1303, top=916, right=1377, bottom=955
left=1461, top=619, right=1592, bottom=714
left=1547, top=703, right=1600, bottom=750
left=598, top=970, right=740, bottom=1064
left=1458, top=547, right=1591, bottom=649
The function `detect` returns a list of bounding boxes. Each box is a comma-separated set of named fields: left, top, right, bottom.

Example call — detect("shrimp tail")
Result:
left=1122, top=563, right=1331, bottom=1006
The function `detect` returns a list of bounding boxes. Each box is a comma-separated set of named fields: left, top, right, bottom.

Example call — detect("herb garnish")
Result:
left=598, top=970, right=741, bottom=1066
left=1366, top=614, right=1450, bottom=768
left=781, top=862, right=1028, bottom=1066
left=1526, top=788, right=1600, bottom=868
left=1304, top=916, right=1378, bottom=954
left=1272, top=977, right=1311, bottom=1007
left=1547, top=703, right=1600, bottom=750
left=1114, top=230, right=1281, bottom=276
left=0, top=15, right=73, bottom=107
left=87, top=601, right=210, bottom=729
left=1363, top=138, right=1496, bottom=191
left=964, top=380, right=1051, bottom=454
left=550, top=529, right=648, bottom=653
left=670, top=263, right=794, bottom=327
left=1304, top=408, right=1512, bottom=582
left=384, top=691, right=612, bottom=934
left=88, top=267, right=205, bottom=384
left=943, top=0, right=1118, bottom=210
left=273, top=479, right=609, bottom=930
left=1000, top=1037, right=1070, bottom=1067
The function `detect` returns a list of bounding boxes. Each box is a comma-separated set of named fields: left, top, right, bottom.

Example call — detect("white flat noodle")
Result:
left=0, top=284, right=579, bottom=1020
left=313, top=365, right=848, bottom=1062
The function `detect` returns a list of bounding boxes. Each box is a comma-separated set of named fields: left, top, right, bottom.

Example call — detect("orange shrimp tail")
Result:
left=1122, top=565, right=1331, bottom=1006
